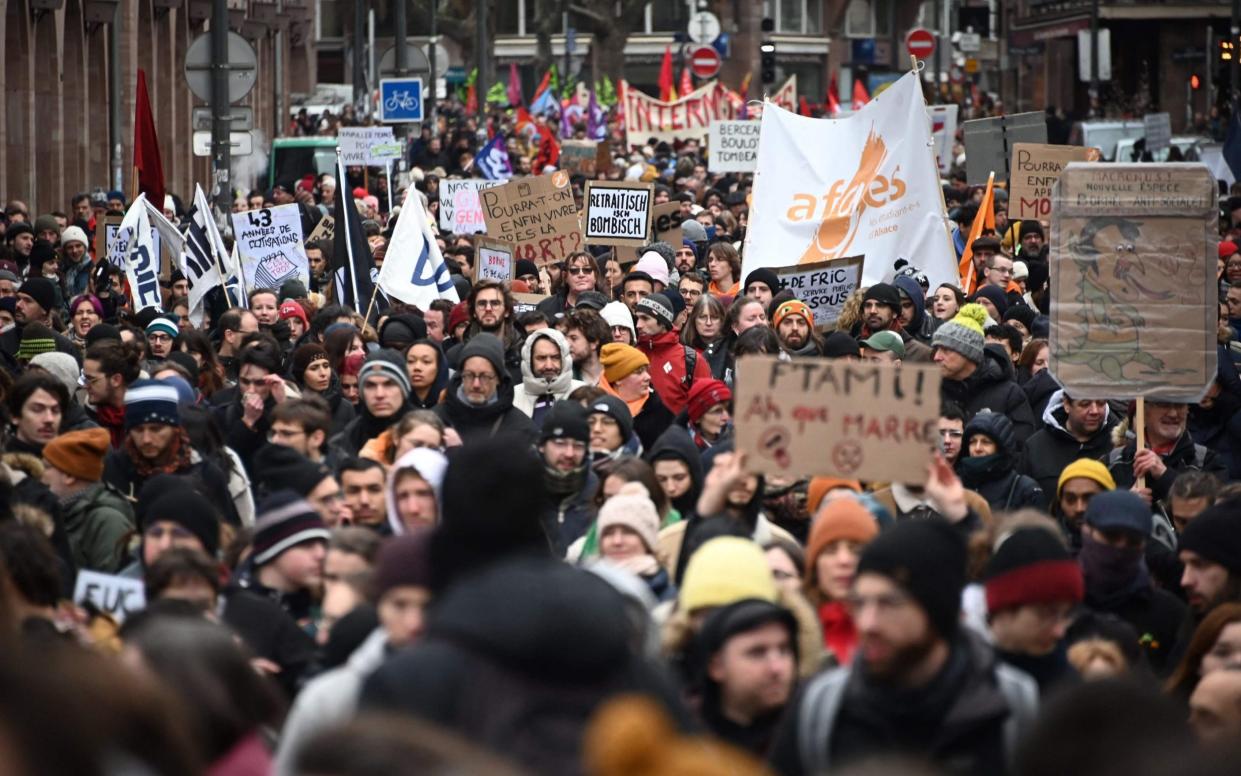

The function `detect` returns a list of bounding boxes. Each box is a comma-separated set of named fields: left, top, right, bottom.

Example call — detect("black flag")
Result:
left=332, top=155, right=376, bottom=312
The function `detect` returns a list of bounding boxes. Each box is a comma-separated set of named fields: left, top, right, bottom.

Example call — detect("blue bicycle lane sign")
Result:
left=379, top=78, right=424, bottom=123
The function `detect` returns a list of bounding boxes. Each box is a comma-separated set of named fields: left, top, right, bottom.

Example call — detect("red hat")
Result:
left=352, top=186, right=368, bottom=199
left=298, top=174, right=316, bottom=193
left=1221, top=241, right=1239, bottom=259
left=687, top=379, right=732, bottom=425
left=448, top=301, right=470, bottom=334
left=279, top=300, right=309, bottom=328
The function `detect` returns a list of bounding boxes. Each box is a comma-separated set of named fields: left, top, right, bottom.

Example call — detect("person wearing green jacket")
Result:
left=40, top=426, right=135, bottom=573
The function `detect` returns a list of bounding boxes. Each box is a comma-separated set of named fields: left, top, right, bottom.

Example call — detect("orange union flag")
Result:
left=742, top=71, right=957, bottom=290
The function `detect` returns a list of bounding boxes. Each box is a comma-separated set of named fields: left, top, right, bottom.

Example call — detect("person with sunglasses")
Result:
left=536, top=251, right=604, bottom=321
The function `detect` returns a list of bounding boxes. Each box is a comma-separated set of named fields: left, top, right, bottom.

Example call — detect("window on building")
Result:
left=650, top=0, right=691, bottom=34
left=844, top=0, right=891, bottom=39
left=774, top=0, right=824, bottom=35
left=497, top=1, right=522, bottom=35
left=318, top=0, right=344, bottom=39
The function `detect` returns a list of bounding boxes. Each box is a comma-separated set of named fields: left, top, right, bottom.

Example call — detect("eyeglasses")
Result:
left=939, top=429, right=963, bottom=439
left=462, top=371, right=497, bottom=385
left=567, top=266, right=594, bottom=276
left=147, top=333, right=172, bottom=343
left=988, top=265, right=1014, bottom=276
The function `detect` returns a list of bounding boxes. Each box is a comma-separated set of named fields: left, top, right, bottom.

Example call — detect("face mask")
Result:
left=1079, top=531, right=1142, bottom=596
left=704, top=225, right=716, bottom=240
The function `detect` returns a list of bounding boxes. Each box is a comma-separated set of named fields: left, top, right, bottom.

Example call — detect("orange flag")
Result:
left=680, top=67, right=693, bottom=101
left=957, top=172, right=996, bottom=295
left=659, top=46, right=675, bottom=102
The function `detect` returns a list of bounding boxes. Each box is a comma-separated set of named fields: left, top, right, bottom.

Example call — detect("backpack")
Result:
left=682, top=347, right=697, bottom=390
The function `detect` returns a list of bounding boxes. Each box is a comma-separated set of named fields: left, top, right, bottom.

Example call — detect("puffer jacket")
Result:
left=1019, top=389, right=1116, bottom=508
left=957, top=411, right=1044, bottom=514
left=940, top=345, right=1036, bottom=446
left=61, top=481, right=135, bottom=573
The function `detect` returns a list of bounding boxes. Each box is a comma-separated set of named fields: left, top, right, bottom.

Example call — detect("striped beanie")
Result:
left=931, top=303, right=988, bottom=364
left=16, top=322, right=56, bottom=360
left=358, top=348, right=411, bottom=398
left=145, top=317, right=179, bottom=339
left=124, top=379, right=181, bottom=430
left=984, top=527, right=1082, bottom=614
left=250, top=490, right=331, bottom=566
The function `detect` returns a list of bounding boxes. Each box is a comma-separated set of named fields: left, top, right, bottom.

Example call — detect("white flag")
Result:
left=181, top=186, right=226, bottom=320
left=143, top=200, right=184, bottom=262
left=118, top=194, right=163, bottom=313
left=378, top=187, right=460, bottom=308
left=742, top=71, right=957, bottom=290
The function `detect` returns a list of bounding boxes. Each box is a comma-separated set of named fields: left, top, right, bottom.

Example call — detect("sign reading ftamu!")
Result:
left=619, top=80, right=738, bottom=144
left=742, top=71, right=958, bottom=291
left=734, top=356, right=941, bottom=483
left=584, top=181, right=653, bottom=247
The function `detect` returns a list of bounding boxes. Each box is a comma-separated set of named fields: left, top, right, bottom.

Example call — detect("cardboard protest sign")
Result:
left=480, top=171, right=584, bottom=266
left=1144, top=112, right=1172, bottom=153
left=771, top=256, right=864, bottom=327
left=735, top=356, right=941, bottom=483
left=708, top=120, right=761, bottom=173
left=1008, top=143, right=1097, bottom=220
left=619, top=80, right=738, bottom=144
left=583, top=181, right=653, bottom=247
left=560, top=140, right=600, bottom=177
left=651, top=202, right=683, bottom=251
left=1049, top=163, right=1217, bottom=401
left=230, top=204, right=311, bottom=291
left=339, top=127, right=399, bottom=166
left=306, top=214, right=335, bottom=244
left=475, top=237, right=515, bottom=282
left=512, top=291, right=550, bottom=314
left=963, top=111, right=1047, bottom=185
left=74, top=570, right=145, bottom=622
left=439, top=179, right=504, bottom=235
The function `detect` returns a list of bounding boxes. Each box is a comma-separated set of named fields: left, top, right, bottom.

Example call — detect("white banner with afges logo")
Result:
left=742, top=72, right=957, bottom=290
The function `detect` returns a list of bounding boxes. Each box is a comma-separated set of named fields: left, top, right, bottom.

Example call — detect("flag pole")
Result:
left=385, top=160, right=394, bottom=214
left=337, top=148, right=362, bottom=310
left=362, top=282, right=381, bottom=326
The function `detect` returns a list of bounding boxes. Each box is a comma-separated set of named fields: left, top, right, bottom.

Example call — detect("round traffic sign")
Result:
left=184, top=31, right=258, bottom=103
left=906, top=27, right=936, bottom=60
left=687, top=10, right=721, bottom=44
left=689, top=46, right=721, bottom=79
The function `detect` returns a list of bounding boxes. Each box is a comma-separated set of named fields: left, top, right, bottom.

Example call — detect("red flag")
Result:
left=827, top=74, right=841, bottom=117
left=133, top=69, right=165, bottom=209
left=507, top=62, right=523, bottom=107
left=680, top=67, right=693, bottom=100
left=798, top=96, right=812, bottom=117
left=658, top=46, right=675, bottom=102
left=532, top=69, right=552, bottom=101
left=466, top=82, right=478, bottom=115
left=851, top=79, right=870, bottom=110
left=533, top=128, right=561, bottom=175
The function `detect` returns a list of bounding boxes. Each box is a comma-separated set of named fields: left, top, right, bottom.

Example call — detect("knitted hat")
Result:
left=1220, top=241, right=1239, bottom=259
left=85, top=323, right=122, bottom=345
left=279, top=278, right=308, bottom=302
left=373, top=531, right=433, bottom=599
left=5, top=222, right=32, bottom=241
left=16, top=323, right=56, bottom=360
left=539, top=400, right=591, bottom=445
left=18, top=277, right=56, bottom=314
left=862, top=283, right=901, bottom=312
left=168, top=351, right=201, bottom=384
left=358, top=348, right=412, bottom=398
left=1178, top=504, right=1241, bottom=574
left=635, top=292, right=675, bottom=330
left=575, top=290, right=609, bottom=311
left=1056, top=458, right=1116, bottom=500
left=250, top=490, right=331, bottom=566
left=1004, top=303, right=1037, bottom=331
left=32, top=214, right=61, bottom=237
left=379, top=314, right=427, bottom=350
left=686, top=379, right=731, bottom=426
left=857, top=518, right=966, bottom=639
left=145, top=317, right=179, bottom=340
left=931, top=303, right=988, bottom=364
left=291, top=344, right=331, bottom=383
left=744, top=268, right=780, bottom=295
left=124, top=379, right=180, bottom=430
left=971, top=285, right=1009, bottom=317
left=805, top=479, right=862, bottom=516
left=984, top=527, right=1083, bottom=613
left=279, top=300, right=310, bottom=329
left=60, top=225, right=89, bottom=248
left=634, top=251, right=671, bottom=286
left=600, top=343, right=649, bottom=384
left=589, top=395, right=634, bottom=443
left=1018, top=220, right=1044, bottom=240
left=805, top=498, right=878, bottom=584
left=663, top=288, right=686, bottom=319
left=680, top=219, right=708, bottom=243
left=457, top=333, right=506, bottom=379
left=30, top=352, right=79, bottom=395
left=1012, top=261, right=1029, bottom=281
left=772, top=299, right=814, bottom=330
left=597, top=481, right=661, bottom=553
left=43, top=427, right=111, bottom=482
left=679, top=537, right=778, bottom=613
left=144, top=491, right=221, bottom=558
left=822, top=331, right=861, bottom=359
left=447, top=301, right=470, bottom=334
left=1084, top=490, right=1152, bottom=536
left=514, top=258, right=539, bottom=279
left=859, top=330, right=906, bottom=358
left=600, top=301, right=636, bottom=341
left=251, top=444, right=332, bottom=498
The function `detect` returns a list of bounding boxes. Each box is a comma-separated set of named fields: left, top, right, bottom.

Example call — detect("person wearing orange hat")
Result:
left=40, top=427, right=135, bottom=572
left=772, top=299, right=821, bottom=357
left=805, top=477, right=863, bottom=518
left=802, top=498, right=879, bottom=665
left=685, top=378, right=732, bottom=450
left=599, top=342, right=674, bottom=450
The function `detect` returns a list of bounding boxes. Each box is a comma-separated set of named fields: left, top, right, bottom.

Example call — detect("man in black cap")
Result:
left=433, top=332, right=536, bottom=446
left=587, top=394, right=638, bottom=471
left=1173, top=503, right=1241, bottom=664
left=820, top=331, right=861, bottom=361
left=378, top=313, right=427, bottom=352
left=515, top=258, right=542, bottom=293
left=1017, top=220, right=1044, bottom=258
left=849, top=283, right=931, bottom=362
left=330, top=349, right=414, bottom=458
left=536, top=400, right=597, bottom=556
left=769, top=518, right=1039, bottom=776
left=0, top=276, right=77, bottom=370
left=743, top=268, right=780, bottom=309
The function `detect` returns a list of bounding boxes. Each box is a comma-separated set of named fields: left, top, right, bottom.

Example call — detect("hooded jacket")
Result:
left=646, top=426, right=705, bottom=518
left=940, top=345, right=1036, bottom=446
left=956, top=412, right=1044, bottom=514
left=406, top=339, right=450, bottom=410
left=301, top=372, right=356, bottom=434
left=894, top=275, right=939, bottom=345
left=637, top=329, right=712, bottom=416
left=1020, top=367, right=1061, bottom=427
left=513, top=329, right=586, bottom=420
left=434, top=334, right=537, bottom=446
left=60, top=480, right=135, bottom=573
left=1019, top=389, right=1116, bottom=508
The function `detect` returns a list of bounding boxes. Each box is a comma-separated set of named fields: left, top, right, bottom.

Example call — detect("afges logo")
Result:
left=785, top=129, right=906, bottom=262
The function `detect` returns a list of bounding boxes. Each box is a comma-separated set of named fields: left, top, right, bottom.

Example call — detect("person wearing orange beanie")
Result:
left=803, top=498, right=879, bottom=665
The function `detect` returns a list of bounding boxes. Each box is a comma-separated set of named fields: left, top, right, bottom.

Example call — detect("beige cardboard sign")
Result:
left=474, top=236, right=515, bottom=282
left=651, top=202, right=683, bottom=252
left=734, top=356, right=941, bottom=483
left=583, top=180, right=654, bottom=247
left=306, top=214, right=335, bottom=244
left=1008, top=143, right=1098, bottom=220
left=1049, top=163, right=1217, bottom=401
left=480, top=172, right=584, bottom=267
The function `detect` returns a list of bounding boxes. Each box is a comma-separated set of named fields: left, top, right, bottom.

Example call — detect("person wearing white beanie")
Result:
left=596, top=482, right=673, bottom=600
left=601, top=301, right=636, bottom=345
left=60, top=225, right=93, bottom=297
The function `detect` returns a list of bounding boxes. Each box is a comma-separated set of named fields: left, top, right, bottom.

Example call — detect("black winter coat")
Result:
left=433, top=377, right=537, bottom=447
left=632, top=389, right=676, bottom=452
left=1107, top=431, right=1226, bottom=505
left=1020, top=400, right=1116, bottom=509
left=940, top=347, right=1036, bottom=446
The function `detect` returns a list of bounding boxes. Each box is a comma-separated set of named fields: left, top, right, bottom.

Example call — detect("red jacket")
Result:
left=637, top=330, right=712, bottom=416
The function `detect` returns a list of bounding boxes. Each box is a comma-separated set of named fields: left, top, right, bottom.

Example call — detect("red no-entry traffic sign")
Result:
left=690, top=46, right=721, bottom=79
left=906, top=28, right=935, bottom=60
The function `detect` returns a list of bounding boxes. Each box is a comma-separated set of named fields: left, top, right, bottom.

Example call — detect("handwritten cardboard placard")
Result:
left=651, top=202, right=683, bottom=250
left=306, top=214, right=335, bottom=244
left=772, top=256, right=864, bottom=327
left=339, top=127, right=398, bottom=166
left=1008, top=143, right=1097, bottom=220
left=708, top=120, right=761, bottom=173
left=475, top=236, right=515, bottom=282
left=74, top=570, right=146, bottom=623
left=230, top=203, right=311, bottom=291
left=1049, top=163, right=1217, bottom=401
left=735, top=356, right=941, bottom=483
left=439, top=179, right=504, bottom=235
left=512, top=291, right=550, bottom=314
left=561, top=140, right=600, bottom=177
left=583, top=180, right=653, bottom=247
left=480, top=171, right=584, bottom=267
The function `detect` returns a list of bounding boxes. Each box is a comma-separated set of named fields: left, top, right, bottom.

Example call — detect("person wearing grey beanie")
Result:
left=331, top=349, right=413, bottom=458
left=433, top=332, right=537, bottom=446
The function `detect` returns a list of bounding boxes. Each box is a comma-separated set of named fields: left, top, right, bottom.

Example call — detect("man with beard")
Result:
left=1107, top=399, right=1226, bottom=512
left=849, top=283, right=931, bottom=362
left=512, top=328, right=584, bottom=427
left=563, top=309, right=608, bottom=386
left=1051, top=459, right=1115, bottom=551
left=674, top=240, right=698, bottom=276
left=772, top=300, right=820, bottom=357
left=5, top=372, right=67, bottom=456
left=1173, top=504, right=1241, bottom=666
left=465, top=279, right=522, bottom=383
left=1021, top=391, right=1113, bottom=508
left=536, top=400, right=597, bottom=556
left=434, top=333, right=536, bottom=446
left=769, top=519, right=1038, bottom=776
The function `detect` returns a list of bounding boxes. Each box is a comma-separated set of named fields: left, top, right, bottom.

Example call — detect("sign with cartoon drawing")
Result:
left=231, top=204, right=311, bottom=292
left=1049, top=163, right=1217, bottom=401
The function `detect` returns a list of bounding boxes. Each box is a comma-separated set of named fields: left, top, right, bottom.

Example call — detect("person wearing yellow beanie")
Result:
left=803, top=498, right=879, bottom=665
left=599, top=342, right=673, bottom=450
left=600, top=342, right=649, bottom=385
left=678, top=536, right=778, bottom=615
left=1054, top=458, right=1115, bottom=549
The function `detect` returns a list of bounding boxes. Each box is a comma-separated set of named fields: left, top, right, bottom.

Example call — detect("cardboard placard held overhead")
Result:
left=1049, top=163, right=1217, bottom=401
left=74, top=570, right=145, bottom=623
left=305, top=214, right=335, bottom=244
left=963, top=111, right=1047, bottom=185
left=708, top=120, right=761, bottom=173
left=771, top=256, right=864, bottom=327
left=1008, top=143, right=1098, bottom=220
left=230, top=204, right=311, bottom=291
left=560, top=140, right=600, bottom=177
left=1143, top=112, right=1172, bottom=154
left=474, top=236, right=515, bottom=282
left=734, top=356, right=941, bottom=483
left=479, top=171, right=584, bottom=266
left=512, top=291, right=551, bottom=314
left=439, top=179, right=504, bottom=235
left=651, top=202, right=683, bottom=252
left=583, top=180, right=654, bottom=247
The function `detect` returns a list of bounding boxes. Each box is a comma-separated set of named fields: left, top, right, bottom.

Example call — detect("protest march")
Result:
left=6, top=39, right=1241, bottom=776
